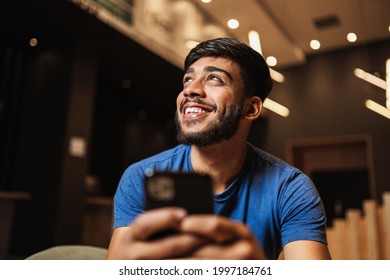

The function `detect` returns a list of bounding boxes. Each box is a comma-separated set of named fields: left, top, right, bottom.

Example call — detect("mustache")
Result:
left=180, top=97, right=217, bottom=112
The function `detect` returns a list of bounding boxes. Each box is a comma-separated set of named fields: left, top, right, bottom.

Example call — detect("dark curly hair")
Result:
left=184, top=37, right=273, bottom=102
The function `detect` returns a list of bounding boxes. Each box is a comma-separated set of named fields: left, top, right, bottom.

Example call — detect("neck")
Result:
left=190, top=137, right=248, bottom=194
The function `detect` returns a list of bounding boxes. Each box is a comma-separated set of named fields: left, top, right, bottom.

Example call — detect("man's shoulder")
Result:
left=247, top=143, right=305, bottom=177
left=248, top=143, right=290, bottom=168
left=246, top=143, right=317, bottom=198
left=125, top=144, right=191, bottom=174
left=143, top=144, right=190, bottom=162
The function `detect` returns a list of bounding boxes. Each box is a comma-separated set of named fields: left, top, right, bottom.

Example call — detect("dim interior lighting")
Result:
left=354, top=68, right=387, bottom=90
left=248, top=30, right=262, bottom=54
left=248, top=31, right=285, bottom=84
left=365, top=100, right=390, bottom=119
left=347, top=32, right=357, bottom=42
left=29, top=38, right=38, bottom=47
left=310, top=39, right=321, bottom=50
left=227, top=19, right=239, bottom=29
left=355, top=58, right=389, bottom=119
left=269, top=68, right=285, bottom=83
left=266, top=56, right=277, bottom=67
left=248, top=28, right=288, bottom=115
left=263, top=98, right=290, bottom=117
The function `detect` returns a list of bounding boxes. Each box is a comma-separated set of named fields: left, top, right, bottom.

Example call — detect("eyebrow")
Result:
left=185, top=65, right=233, bottom=81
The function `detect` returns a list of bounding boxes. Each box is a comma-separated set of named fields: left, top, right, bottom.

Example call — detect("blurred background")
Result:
left=0, top=0, right=389, bottom=259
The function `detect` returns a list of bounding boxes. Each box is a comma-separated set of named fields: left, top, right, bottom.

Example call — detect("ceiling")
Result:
left=3, top=0, right=389, bottom=91
left=191, top=0, right=390, bottom=68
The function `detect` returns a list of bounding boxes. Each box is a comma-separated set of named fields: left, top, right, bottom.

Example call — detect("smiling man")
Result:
left=177, top=59, right=244, bottom=148
left=106, top=38, right=331, bottom=260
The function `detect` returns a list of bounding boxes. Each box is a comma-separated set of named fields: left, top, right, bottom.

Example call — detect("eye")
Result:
left=183, top=76, right=193, bottom=85
left=207, top=74, right=223, bottom=84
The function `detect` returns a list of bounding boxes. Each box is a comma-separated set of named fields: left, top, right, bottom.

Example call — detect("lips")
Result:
left=181, top=102, right=215, bottom=120
left=184, top=105, right=210, bottom=114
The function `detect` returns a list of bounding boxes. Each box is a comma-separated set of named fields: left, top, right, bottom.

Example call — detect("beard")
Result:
left=175, top=100, right=244, bottom=147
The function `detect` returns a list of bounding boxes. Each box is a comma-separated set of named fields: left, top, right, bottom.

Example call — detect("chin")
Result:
left=183, top=122, right=209, bottom=133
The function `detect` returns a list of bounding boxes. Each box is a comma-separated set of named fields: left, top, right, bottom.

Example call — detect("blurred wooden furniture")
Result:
left=327, top=192, right=390, bottom=259
left=0, top=191, right=31, bottom=259
left=286, top=135, right=376, bottom=227
left=82, top=196, right=113, bottom=248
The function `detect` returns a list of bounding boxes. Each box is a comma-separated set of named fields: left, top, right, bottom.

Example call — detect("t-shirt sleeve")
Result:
left=278, top=172, right=328, bottom=247
left=113, top=165, right=145, bottom=228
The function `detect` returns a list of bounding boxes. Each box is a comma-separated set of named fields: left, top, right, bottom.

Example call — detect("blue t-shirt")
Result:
left=113, top=143, right=327, bottom=259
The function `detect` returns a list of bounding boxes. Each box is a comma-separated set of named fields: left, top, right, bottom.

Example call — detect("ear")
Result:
left=243, top=96, right=262, bottom=120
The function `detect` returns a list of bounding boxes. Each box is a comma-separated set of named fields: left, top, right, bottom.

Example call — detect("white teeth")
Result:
left=185, top=107, right=207, bottom=114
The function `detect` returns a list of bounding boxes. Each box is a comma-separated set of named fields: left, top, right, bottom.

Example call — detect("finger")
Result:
left=129, top=233, right=209, bottom=260
left=190, top=239, right=267, bottom=260
left=131, top=207, right=187, bottom=240
left=180, top=215, right=252, bottom=244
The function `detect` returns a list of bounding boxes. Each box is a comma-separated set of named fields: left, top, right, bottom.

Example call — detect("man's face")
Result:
left=175, top=56, right=246, bottom=147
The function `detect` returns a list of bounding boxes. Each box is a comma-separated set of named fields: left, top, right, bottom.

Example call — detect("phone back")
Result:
left=145, top=172, right=214, bottom=214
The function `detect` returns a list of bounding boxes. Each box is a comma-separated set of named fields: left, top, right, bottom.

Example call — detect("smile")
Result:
left=181, top=103, right=215, bottom=120
left=185, top=107, right=208, bottom=115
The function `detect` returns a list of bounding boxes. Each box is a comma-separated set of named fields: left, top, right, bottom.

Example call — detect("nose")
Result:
left=183, top=79, right=206, bottom=98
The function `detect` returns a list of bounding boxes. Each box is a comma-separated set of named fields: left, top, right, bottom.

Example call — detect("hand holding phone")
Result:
left=144, top=171, right=214, bottom=239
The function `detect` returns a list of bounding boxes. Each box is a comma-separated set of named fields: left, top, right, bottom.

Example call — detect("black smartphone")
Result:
left=144, top=171, right=214, bottom=214
left=144, top=171, right=214, bottom=239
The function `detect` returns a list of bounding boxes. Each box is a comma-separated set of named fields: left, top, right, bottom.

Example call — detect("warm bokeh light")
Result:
left=310, top=39, right=321, bottom=50
left=266, top=56, right=277, bottom=67
left=365, top=100, right=390, bottom=119
left=269, top=68, right=285, bottom=83
left=248, top=30, right=262, bottom=54
left=201, top=0, right=212, bottom=3
left=29, top=38, right=38, bottom=47
left=347, top=32, right=357, bottom=42
left=354, top=68, right=387, bottom=90
left=227, top=19, right=239, bottom=29
left=263, top=98, right=290, bottom=117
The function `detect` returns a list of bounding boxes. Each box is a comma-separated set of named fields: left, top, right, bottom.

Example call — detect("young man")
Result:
left=106, top=38, right=331, bottom=260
